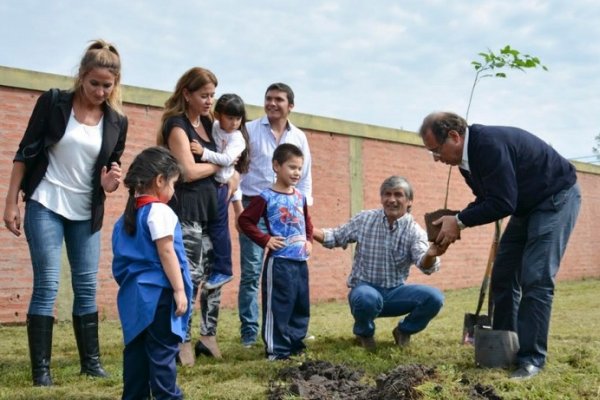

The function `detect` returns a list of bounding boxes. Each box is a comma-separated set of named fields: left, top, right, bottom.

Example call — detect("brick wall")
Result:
left=1, top=68, right=599, bottom=323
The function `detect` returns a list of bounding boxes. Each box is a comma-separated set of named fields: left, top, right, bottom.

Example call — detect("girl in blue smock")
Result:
left=112, top=147, right=192, bottom=400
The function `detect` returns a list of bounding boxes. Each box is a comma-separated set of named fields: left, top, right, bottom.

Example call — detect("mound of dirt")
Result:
left=367, top=364, right=437, bottom=399
left=268, top=360, right=436, bottom=400
left=269, top=360, right=369, bottom=399
left=460, top=375, right=504, bottom=400
left=469, top=382, right=503, bottom=400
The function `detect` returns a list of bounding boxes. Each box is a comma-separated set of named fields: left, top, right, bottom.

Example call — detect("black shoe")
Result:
left=195, top=336, right=222, bottom=358
left=511, top=363, right=541, bottom=379
left=195, top=340, right=213, bottom=357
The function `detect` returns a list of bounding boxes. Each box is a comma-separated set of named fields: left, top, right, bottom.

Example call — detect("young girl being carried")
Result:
left=112, top=146, right=192, bottom=400
left=191, top=93, right=250, bottom=289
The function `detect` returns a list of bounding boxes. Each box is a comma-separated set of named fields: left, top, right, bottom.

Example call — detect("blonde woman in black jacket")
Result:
left=2, top=39, right=128, bottom=386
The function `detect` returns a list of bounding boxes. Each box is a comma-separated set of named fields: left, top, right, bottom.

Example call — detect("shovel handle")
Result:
left=474, top=220, right=502, bottom=316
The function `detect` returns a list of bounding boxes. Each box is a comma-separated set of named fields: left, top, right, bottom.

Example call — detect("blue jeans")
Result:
left=237, top=197, right=266, bottom=342
left=24, top=200, right=100, bottom=316
left=492, top=183, right=581, bottom=368
left=348, top=281, right=444, bottom=338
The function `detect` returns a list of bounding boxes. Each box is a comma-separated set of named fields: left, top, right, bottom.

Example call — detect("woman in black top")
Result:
left=157, top=67, right=230, bottom=364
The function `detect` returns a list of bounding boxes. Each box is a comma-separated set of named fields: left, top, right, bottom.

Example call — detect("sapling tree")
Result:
left=442, top=45, right=548, bottom=208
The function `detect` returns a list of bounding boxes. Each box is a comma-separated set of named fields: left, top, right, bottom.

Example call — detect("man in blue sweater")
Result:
left=419, top=111, right=581, bottom=379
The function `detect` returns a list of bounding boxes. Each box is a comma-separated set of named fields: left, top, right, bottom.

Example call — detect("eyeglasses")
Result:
left=427, top=136, right=448, bottom=157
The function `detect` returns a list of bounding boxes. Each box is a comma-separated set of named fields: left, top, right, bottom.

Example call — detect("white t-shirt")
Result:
left=32, top=110, right=102, bottom=220
left=147, top=202, right=179, bottom=241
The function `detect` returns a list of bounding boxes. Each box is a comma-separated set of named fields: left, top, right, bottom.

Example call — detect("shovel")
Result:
left=462, top=219, right=502, bottom=345
left=474, top=325, right=519, bottom=368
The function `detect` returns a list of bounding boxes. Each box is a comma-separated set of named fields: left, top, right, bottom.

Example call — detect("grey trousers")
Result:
left=180, top=221, right=222, bottom=339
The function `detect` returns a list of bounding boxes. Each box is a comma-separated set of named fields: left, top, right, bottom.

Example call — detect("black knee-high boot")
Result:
left=27, top=314, right=54, bottom=386
left=72, top=312, right=108, bottom=377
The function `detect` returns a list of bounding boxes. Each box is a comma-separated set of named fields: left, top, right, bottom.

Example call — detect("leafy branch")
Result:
left=465, top=45, right=548, bottom=120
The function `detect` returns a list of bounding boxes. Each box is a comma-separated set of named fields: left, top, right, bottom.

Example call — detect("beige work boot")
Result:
left=355, top=335, right=376, bottom=352
left=392, top=327, right=411, bottom=347
left=178, top=342, right=195, bottom=366
left=196, top=335, right=222, bottom=359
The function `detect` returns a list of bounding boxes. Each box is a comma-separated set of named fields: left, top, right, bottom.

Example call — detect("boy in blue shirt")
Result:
left=238, top=143, right=313, bottom=360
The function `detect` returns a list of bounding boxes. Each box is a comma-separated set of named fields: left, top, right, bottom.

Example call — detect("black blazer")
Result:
left=14, top=89, right=128, bottom=233
left=457, top=124, right=576, bottom=227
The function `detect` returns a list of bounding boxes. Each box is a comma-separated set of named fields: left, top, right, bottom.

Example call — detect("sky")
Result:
left=1, top=0, right=599, bottom=162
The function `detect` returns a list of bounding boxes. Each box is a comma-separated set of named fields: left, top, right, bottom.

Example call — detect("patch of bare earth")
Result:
left=269, top=361, right=504, bottom=399
left=460, top=376, right=504, bottom=400
left=268, top=360, right=437, bottom=400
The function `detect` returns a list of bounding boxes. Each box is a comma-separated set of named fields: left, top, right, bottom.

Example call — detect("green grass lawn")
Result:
left=1, top=278, right=599, bottom=399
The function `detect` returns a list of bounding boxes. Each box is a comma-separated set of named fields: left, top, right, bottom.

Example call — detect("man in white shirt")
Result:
left=237, top=83, right=312, bottom=347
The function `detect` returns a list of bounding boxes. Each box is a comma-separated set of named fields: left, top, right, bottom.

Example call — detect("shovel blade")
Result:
left=462, top=313, right=491, bottom=345
left=474, top=326, right=519, bottom=368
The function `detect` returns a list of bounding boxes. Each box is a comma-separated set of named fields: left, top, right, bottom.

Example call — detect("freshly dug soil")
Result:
left=269, top=360, right=504, bottom=400
left=459, top=375, right=504, bottom=400
left=367, top=363, right=437, bottom=399
left=268, top=360, right=436, bottom=400
left=470, top=383, right=503, bottom=400
left=268, top=360, right=368, bottom=399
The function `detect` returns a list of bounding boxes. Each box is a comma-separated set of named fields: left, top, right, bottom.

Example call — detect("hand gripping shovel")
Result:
left=462, top=219, right=501, bottom=345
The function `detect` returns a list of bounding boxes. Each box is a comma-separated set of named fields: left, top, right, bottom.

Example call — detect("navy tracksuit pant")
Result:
left=261, top=256, right=310, bottom=360
left=122, top=290, right=182, bottom=400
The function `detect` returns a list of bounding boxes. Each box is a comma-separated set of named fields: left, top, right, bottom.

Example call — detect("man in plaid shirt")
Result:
left=313, top=176, right=446, bottom=351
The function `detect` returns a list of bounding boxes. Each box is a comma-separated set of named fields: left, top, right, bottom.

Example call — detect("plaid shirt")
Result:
left=322, top=209, right=439, bottom=288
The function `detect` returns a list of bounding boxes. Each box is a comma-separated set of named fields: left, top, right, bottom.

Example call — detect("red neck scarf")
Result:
left=135, top=195, right=161, bottom=209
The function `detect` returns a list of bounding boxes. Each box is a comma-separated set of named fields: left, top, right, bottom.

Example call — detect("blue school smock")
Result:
left=112, top=202, right=192, bottom=345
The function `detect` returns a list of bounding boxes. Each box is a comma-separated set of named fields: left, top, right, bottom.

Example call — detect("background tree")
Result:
left=593, top=132, right=600, bottom=161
